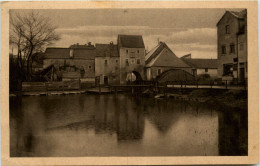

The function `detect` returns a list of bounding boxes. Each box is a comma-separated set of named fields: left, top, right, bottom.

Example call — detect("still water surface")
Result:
left=10, top=94, right=247, bottom=157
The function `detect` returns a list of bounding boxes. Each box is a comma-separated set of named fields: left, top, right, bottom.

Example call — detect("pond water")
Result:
left=10, top=94, right=247, bottom=157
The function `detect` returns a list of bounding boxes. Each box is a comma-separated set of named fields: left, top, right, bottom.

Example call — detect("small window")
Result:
left=89, top=65, right=92, bottom=69
left=126, top=59, right=129, bottom=65
left=137, top=50, right=139, bottom=53
left=222, top=46, right=226, bottom=54
left=126, top=50, right=128, bottom=54
left=205, top=68, right=208, bottom=72
left=137, top=59, right=140, bottom=64
left=240, top=43, right=244, bottom=50
left=230, top=44, right=235, bottom=53
left=104, top=60, right=107, bottom=65
left=157, top=68, right=162, bottom=75
left=225, top=25, right=230, bottom=34
left=115, top=59, right=118, bottom=63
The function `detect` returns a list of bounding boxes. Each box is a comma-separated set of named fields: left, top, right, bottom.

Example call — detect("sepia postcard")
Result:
left=1, top=1, right=259, bottom=165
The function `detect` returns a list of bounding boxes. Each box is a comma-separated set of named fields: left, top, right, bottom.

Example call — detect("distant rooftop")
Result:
left=69, top=42, right=95, bottom=49
left=118, top=34, right=145, bottom=48
left=181, top=58, right=218, bottom=69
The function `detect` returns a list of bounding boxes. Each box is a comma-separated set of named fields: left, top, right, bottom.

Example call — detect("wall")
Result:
left=217, top=12, right=247, bottom=81
left=95, top=57, right=120, bottom=84
left=197, top=69, right=218, bottom=77
left=147, top=66, right=192, bottom=81
left=119, top=47, right=145, bottom=84
left=43, top=59, right=95, bottom=80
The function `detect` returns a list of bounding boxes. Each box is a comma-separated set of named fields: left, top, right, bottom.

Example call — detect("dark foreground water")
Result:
left=10, top=94, right=247, bottom=157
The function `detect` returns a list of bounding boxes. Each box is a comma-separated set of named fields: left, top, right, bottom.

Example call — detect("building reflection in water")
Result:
left=9, top=94, right=247, bottom=157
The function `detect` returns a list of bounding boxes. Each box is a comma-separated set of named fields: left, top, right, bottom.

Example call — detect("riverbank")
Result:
left=10, top=88, right=247, bottom=110
left=169, top=89, right=247, bottom=110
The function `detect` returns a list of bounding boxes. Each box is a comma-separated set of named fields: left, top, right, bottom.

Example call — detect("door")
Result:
left=240, top=68, right=245, bottom=83
left=104, top=76, right=108, bottom=85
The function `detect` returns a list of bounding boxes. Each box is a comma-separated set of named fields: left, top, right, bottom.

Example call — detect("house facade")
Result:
left=43, top=43, right=96, bottom=83
left=117, top=35, right=146, bottom=84
left=181, top=54, right=218, bottom=78
left=217, top=9, right=247, bottom=83
left=145, top=42, right=192, bottom=81
left=95, top=42, right=120, bottom=85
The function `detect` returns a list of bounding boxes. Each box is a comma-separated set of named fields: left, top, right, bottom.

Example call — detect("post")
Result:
left=164, top=82, right=167, bottom=97
left=225, top=80, right=228, bottom=89
left=79, top=79, right=81, bottom=90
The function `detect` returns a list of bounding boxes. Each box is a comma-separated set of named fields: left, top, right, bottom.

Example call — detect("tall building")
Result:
left=217, top=9, right=247, bottom=83
left=117, top=34, right=146, bottom=84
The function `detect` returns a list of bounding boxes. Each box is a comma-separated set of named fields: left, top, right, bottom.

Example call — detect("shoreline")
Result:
left=10, top=88, right=248, bottom=110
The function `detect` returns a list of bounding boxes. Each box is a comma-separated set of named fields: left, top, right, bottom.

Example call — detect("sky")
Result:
left=10, top=9, right=231, bottom=59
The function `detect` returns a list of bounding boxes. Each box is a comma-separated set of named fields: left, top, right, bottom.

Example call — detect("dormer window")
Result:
left=225, top=25, right=230, bottom=34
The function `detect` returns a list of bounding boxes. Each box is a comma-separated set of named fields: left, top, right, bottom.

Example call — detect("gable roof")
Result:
left=45, top=47, right=95, bottom=60
left=145, top=42, right=190, bottom=68
left=96, top=43, right=119, bottom=57
left=73, top=49, right=95, bottom=59
left=45, top=48, right=70, bottom=59
left=118, top=34, right=145, bottom=48
left=217, top=9, right=247, bottom=26
left=181, top=58, right=218, bottom=69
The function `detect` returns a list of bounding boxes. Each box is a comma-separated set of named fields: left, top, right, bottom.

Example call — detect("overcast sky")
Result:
left=11, top=9, right=230, bottom=59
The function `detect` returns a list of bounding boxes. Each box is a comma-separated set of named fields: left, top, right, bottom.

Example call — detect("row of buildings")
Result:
left=40, top=9, right=247, bottom=85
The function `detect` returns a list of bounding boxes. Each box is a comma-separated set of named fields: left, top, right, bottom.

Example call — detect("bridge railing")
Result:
left=165, top=79, right=247, bottom=90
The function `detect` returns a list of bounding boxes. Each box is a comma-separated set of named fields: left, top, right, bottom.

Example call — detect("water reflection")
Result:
left=10, top=94, right=247, bottom=157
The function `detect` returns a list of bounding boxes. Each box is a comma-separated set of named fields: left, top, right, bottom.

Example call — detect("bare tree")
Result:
left=10, top=10, right=60, bottom=80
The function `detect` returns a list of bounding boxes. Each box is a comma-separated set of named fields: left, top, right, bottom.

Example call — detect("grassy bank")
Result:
left=187, top=89, right=248, bottom=110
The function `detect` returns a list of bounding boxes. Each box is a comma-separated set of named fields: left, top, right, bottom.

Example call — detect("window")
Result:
left=104, top=60, right=107, bottom=65
left=240, top=43, right=244, bottom=50
left=126, top=50, right=128, bottom=54
left=225, top=25, right=230, bottom=34
left=137, top=50, right=139, bottom=53
left=137, top=59, right=140, bottom=64
left=126, top=59, right=129, bottom=65
left=230, top=44, right=235, bottom=54
left=223, top=64, right=233, bottom=76
left=89, top=65, right=92, bottom=69
left=115, top=60, right=118, bottom=63
left=131, top=59, right=135, bottom=64
left=205, top=68, right=208, bottom=72
left=157, top=68, right=162, bottom=75
left=221, top=46, right=226, bottom=54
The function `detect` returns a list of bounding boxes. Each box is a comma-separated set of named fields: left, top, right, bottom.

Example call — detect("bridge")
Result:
left=88, top=80, right=247, bottom=94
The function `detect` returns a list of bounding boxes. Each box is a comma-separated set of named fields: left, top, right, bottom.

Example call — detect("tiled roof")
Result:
left=45, top=47, right=95, bottom=60
left=69, top=43, right=95, bottom=49
left=229, top=10, right=247, bottom=19
left=146, top=42, right=190, bottom=68
left=118, top=34, right=145, bottom=48
left=96, top=43, right=119, bottom=57
left=217, top=9, right=247, bottom=26
left=181, top=58, right=218, bottom=69
left=45, top=48, right=70, bottom=59
left=73, top=49, right=95, bottom=59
